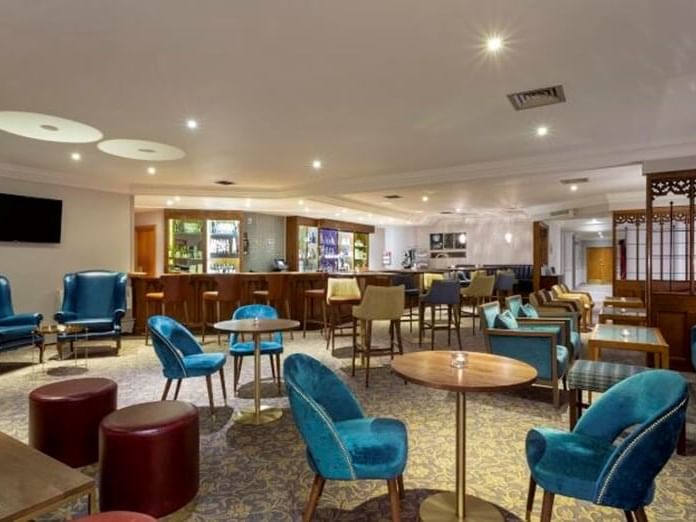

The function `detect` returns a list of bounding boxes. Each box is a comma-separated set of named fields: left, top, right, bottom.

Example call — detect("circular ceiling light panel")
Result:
left=97, top=139, right=186, bottom=161
left=0, top=111, right=103, bottom=143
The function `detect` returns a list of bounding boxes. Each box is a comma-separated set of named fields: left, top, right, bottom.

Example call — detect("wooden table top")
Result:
left=391, top=351, right=537, bottom=393
left=599, top=306, right=647, bottom=317
left=603, top=296, right=644, bottom=307
left=213, top=318, right=300, bottom=334
left=0, top=431, right=94, bottom=521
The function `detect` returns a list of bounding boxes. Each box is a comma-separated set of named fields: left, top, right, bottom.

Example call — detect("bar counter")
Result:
left=130, top=271, right=418, bottom=335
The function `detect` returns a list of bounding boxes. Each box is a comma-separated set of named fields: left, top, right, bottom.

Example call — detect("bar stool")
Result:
left=253, top=273, right=294, bottom=339
left=460, top=273, right=496, bottom=335
left=145, top=275, right=190, bottom=345
left=325, top=277, right=362, bottom=354
left=390, top=273, right=420, bottom=332
left=201, top=275, right=242, bottom=344
left=351, top=285, right=404, bottom=387
left=419, top=280, right=462, bottom=350
left=303, top=274, right=327, bottom=338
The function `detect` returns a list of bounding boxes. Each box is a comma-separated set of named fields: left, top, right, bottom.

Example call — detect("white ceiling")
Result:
left=2, top=0, right=696, bottom=221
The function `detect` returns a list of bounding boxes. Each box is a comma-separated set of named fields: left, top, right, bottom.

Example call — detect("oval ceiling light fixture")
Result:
left=0, top=111, right=103, bottom=143
left=98, top=139, right=185, bottom=161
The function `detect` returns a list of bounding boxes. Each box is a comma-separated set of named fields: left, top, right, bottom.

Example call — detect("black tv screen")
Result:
left=0, top=193, right=63, bottom=243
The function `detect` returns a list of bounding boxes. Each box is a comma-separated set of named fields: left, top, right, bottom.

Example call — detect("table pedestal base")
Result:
left=420, top=492, right=503, bottom=522
left=234, top=405, right=282, bottom=425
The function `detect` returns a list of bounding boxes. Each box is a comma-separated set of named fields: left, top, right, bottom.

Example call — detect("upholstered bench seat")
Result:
left=568, top=360, right=647, bottom=394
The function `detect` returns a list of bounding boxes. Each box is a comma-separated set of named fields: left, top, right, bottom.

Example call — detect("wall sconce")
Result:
left=504, top=232, right=513, bottom=244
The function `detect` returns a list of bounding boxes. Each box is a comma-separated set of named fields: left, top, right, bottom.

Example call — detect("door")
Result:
left=587, top=246, right=613, bottom=283
left=135, top=225, right=156, bottom=275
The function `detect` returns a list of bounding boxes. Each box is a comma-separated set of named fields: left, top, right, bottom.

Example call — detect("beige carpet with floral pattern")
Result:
left=0, top=318, right=694, bottom=521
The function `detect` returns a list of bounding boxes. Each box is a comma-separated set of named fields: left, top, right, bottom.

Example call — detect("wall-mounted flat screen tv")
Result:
left=0, top=193, right=63, bottom=243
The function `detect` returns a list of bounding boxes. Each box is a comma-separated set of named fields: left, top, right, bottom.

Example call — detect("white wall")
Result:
left=383, top=218, right=533, bottom=269
left=0, top=178, right=133, bottom=320
left=369, top=227, right=386, bottom=269
left=134, top=209, right=164, bottom=274
left=547, top=222, right=562, bottom=273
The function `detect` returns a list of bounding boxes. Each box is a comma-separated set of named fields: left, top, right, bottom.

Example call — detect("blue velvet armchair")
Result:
left=54, top=270, right=127, bottom=357
left=480, top=301, right=569, bottom=408
left=284, top=353, right=407, bottom=521
left=525, top=370, right=688, bottom=521
left=148, top=315, right=227, bottom=412
left=229, top=304, right=284, bottom=396
left=0, top=275, right=43, bottom=361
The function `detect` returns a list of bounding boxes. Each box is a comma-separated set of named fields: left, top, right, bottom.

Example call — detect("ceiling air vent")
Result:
left=507, top=85, right=566, bottom=111
left=440, top=210, right=454, bottom=215
left=215, top=180, right=235, bottom=186
left=559, top=177, right=589, bottom=185
left=383, top=194, right=402, bottom=199
left=549, top=209, right=576, bottom=218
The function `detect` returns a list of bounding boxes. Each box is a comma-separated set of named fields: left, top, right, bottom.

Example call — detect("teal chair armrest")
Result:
left=0, top=312, right=42, bottom=327
left=54, top=311, right=78, bottom=323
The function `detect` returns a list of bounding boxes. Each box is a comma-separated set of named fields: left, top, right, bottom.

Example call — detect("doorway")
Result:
left=135, top=225, right=156, bottom=275
left=586, top=246, right=613, bottom=283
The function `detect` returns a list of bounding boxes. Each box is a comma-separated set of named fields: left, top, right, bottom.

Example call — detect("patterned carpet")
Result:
left=0, top=316, right=694, bottom=521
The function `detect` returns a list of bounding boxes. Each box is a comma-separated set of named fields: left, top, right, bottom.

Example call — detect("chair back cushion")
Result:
left=284, top=354, right=364, bottom=480
left=422, top=280, right=460, bottom=305
left=232, top=304, right=282, bottom=344
left=423, top=273, right=444, bottom=291
left=494, top=310, right=519, bottom=330
left=352, top=285, right=405, bottom=321
left=575, top=370, right=689, bottom=509
left=521, top=303, right=539, bottom=318
left=326, top=278, right=361, bottom=303
left=468, top=275, right=496, bottom=297
left=390, top=273, right=418, bottom=291
left=505, top=295, right=523, bottom=318
left=62, top=271, right=127, bottom=319
left=478, top=301, right=501, bottom=329
left=147, top=315, right=195, bottom=379
left=0, top=275, right=14, bottom=318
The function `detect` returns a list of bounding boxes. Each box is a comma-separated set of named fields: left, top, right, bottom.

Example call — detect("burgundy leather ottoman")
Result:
left=99, top=400, right=199, bottom=518
left=29, top=377, right=117, bottom=467
left=80, top=512, right=156, bottom=521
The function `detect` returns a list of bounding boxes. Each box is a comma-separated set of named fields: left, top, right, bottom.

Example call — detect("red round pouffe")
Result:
left=79, top=511, right=156, bottom=521
left=99, top=401, right=199, bottom=518
left=29, top=378, right=117, bottom=467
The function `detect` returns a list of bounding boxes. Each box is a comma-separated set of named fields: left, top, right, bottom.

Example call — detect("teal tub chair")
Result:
left=284, top=353, right=407, bottom=521
left=480, top=301, right=569, bottom=407
left=0, top=275, right=43, bottom=361
left=525, top=370, right=688, bottom=521
left=148, top=315, right=227, bottom=413
left=229, top=304, right=283, bottom=396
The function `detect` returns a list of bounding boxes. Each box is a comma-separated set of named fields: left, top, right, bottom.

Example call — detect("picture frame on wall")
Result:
left=443, top=233, right=454, bottom=249
left=430, top=233, right=443, bottom=250
left=454, top=232, right=467, bottom=249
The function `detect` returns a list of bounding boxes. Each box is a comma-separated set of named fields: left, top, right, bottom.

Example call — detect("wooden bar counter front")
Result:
left=130, top=272, right=399, bottom=335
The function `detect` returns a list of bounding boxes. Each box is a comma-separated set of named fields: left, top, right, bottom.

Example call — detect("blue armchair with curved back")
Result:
left=284, top=353, right=407, bottom=521
left=0, top=275, right=43, bottom=360
left=148, top=315, right=227, bottom=413
left=54, top=270, right=127, bottom=356
left=525, top=370, right=688, bottom=521
left=229, top=304, right=284, bottom=396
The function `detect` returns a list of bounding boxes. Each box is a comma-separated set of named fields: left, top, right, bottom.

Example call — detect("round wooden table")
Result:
left=214, top=318, right=299, bottom=425
left=391, top=351, right=537, bottom=521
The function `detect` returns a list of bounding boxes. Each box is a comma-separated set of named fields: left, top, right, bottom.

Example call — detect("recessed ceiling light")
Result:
left=70, top=152, right=81, bottom=161
left=455, top=207, right=462, bottom=213
left=421, top=195, right=429, bottom=202
left=590, top=218, right=599, bottom=224
left=312, top=159, right=322, bottom=170
left=341, top=209, right=347, bottom=214
left=570, top=184, right=578, bottom=192
left=166, top=199, right=174, bottom=206
left=174, top=196, right=181, bottom=202
left=298, top=200, right=304, bottom=205
left=536, top=125, right=549, bottom=137
left=304, top=206, right=309, bottom=212
left=334, top=212, right=340, bottom=217
left=245, top=199, right=251, bottom=208
left=186, top=119, right=198, bottom=129
left=485, top=35, right=504, bottom=53
left=147, top=166, right=157, bottom=175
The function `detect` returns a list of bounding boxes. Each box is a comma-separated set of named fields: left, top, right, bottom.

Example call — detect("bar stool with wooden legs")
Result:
left=252, top=273, right=294, bottom=339
left=201, top=275, right=242, bottom=344
left=303, top=274, right=328, bottom=338
left=419, top=280, right=462, bottom=350
left=325, top=278, right=362, bottom=355
left=460, top=273, right=496, bottom=335
left=351, top=285, right=404, bottom=387
left=390, top=273, right=420, bottom=332
left=145, top=275, right=190, bottom=345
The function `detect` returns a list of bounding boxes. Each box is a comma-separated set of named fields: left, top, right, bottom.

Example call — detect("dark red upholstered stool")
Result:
left=79, top=512, right=156, bottom=521
left=29, top=377, right=117, bottom=467
left=99, top=401, right=199, bottom=518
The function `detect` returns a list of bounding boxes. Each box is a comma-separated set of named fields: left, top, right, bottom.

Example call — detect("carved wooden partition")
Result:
left=646, top=170, right=696, bottom=371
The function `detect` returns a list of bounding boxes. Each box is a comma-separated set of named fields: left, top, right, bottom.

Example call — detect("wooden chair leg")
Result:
left=397, top=474, right=405, bottom=499
left=634, top=507, right=648, bottom=522
left=216, top=301, right=222, bottom=345
left=233, top=356, right=240, bottom=396
left=395, top=320, right=403, bottom=355
left=624, top=511, right=635, bottom=522
left=161, top=378, right=172, bottom=400
left=418, top=303, right=424, bottom=346
left=269, top=354, right=276, bottom=381
left=303, top=296, right=309, bottom=338
left=275, top=353, right=282, bottom=394
left=447, top=305, right=452, bottom=346
left=387, top=478, right=401, bottom=522
left=540, top=490, right=554, bottom=522
left=201, top=297, right=207, bottom=343
left=430, top=305, right=435, bottom=350
left=219, top=368, right=228, bottom=405
left=553, top=382, right=560, bottom=409
left=173, top=379, right=182, bottom=400
left=454, top=307, right=462, bottom=350
left=526, top=476, right=536, bottom=521
left=205, top=374, right=215, bottom=413
left=303, top=474, right=325, bottom=522
left=569, top=389, right=579, bottom=430
left=351, top=318, right=358, bottom=377
left=365, top=320, right=372, bottom=388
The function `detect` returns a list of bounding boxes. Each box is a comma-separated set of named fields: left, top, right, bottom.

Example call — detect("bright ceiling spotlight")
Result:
left=186, top=119, right=198, bottom=129
left=166, top=199, right=174, bottom=206
left=147, top=166, right=156, bottom=175
left=536, top=125, right=549, bottom=137
left=70, top=152, right=81, bottom=161
left=485, top=35, right=504, bottom=53
left=570, top=184, right=578, bottom=192
left=174, top=196, right=181, bottom=202
left=421, top=195, right=429, bottom=202
left=312, top=159, right=322, bottom=170
left=504, top=232, right=513, bottom=244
